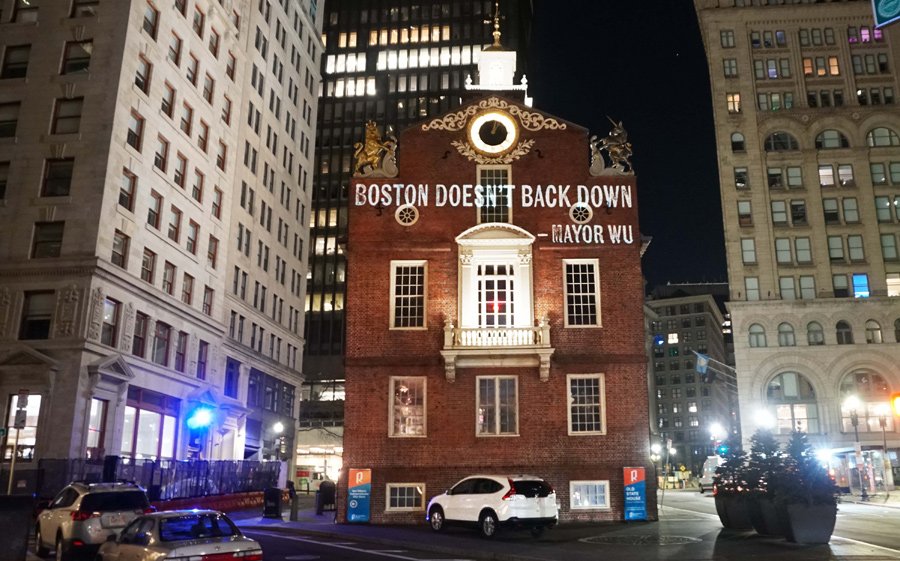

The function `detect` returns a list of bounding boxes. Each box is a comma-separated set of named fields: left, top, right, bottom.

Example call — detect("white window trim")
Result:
left=562, top=258, right=602, bottom=328
left=388, top=376, right=427, bottom=438
left=385, top=483, right=426, bottom=512
left=388, top=260, right=427, bottom=330
left=569, top=480, right=611, bottom=510
left=476, top=164, right=513, bottom=225
left=475, top=375, right=519, bottom=437
left=567, top=373, right=607, bottom=436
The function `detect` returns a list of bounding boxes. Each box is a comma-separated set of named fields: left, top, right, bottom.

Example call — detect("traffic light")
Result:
left=892, top=393, right=900, bottom=416
left=716, top=444, right=729, bottom=455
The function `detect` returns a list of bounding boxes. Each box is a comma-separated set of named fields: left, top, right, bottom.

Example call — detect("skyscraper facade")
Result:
left=0, top=0, right=321, bottom=469
left=695, top=0, right=900, bottom=492
left=303, top=0, right=534, bottom=388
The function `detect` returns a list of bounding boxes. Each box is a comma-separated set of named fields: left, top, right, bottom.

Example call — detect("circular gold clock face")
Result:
left=468, top=111, right=518, bottom=156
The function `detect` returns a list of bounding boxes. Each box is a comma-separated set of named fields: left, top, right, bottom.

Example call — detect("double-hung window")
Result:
left=567, top=374, right=605, bottom=435
left=478, top=263, right=514, bottom=327
left=476, top=376, right=517, bottom=436
left=477, top=165, right=511, bottom=224
left=386, top=484, right=425, bottom=512
left=389, top=377, right=426, bottom=436
left=563, top=259, right=601, bottom=327
left=390, top=261, right=426, bottom=328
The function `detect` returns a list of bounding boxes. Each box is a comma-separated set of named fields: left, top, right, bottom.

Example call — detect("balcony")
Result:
left=440, top=317, right=554, bottom=383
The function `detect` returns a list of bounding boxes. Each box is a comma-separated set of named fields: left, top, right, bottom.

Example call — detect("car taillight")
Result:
left=70, top=511, right=99, bottom=521
left=169, top=550, right=263, bottom=561
left=501, top=479, right=517, bottom=501
left=143, top=507, right=157, bottom=514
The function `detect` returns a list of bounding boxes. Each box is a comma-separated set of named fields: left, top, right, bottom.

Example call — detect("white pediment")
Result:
left=0, top=346, right=61, bottom=369
left=87, top=354, right=136, bottom=383
left=455, top=223, right=535, bottom=247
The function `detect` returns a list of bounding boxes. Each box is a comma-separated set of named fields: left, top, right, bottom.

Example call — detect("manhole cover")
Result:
left=580, top=535, right=702, bottom=546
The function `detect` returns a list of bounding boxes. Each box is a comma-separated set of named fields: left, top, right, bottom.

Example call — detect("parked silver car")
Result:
left=97, top=510, right=262, bottom=561
left=35, top=481, right=152, bottom=560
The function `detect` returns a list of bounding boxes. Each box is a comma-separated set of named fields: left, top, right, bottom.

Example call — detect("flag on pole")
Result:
left=696, top=353, right=710, bottom=374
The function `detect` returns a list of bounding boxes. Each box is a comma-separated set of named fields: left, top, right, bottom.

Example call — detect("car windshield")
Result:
left=80, top=491, right=149, bottom=512
left=159, top=513, right=239, bottom=542
left=512, top=480, right=553, bottom=498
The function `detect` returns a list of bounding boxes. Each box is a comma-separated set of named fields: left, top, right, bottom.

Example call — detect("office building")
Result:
left=695, top=0, right=900, bottom=492
left=0, top=0, right=321, bottom=471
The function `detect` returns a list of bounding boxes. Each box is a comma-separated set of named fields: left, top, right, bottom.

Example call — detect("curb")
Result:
left=841, top=497, right=900, bottom=510
left=241, top=524, right=548, bottom=561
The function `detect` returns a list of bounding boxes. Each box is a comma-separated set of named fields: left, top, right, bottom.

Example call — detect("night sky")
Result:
left=531, top=0, right=728, bottom=287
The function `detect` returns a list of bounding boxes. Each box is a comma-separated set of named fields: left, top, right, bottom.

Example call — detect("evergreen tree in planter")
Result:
left=771, top=430, right=838, bottom=544
left=713, top=435, right=752, bottom=529
left=745, top=428, right=785, bottom=535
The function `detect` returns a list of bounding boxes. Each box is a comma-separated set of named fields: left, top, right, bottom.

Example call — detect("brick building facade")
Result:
left=338, top=60, right=653, bottom=521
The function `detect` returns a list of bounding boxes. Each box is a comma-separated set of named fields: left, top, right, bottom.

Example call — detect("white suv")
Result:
left=35, top=481, right=152, bottom=560
left=426, top=475, right=558, bottom=538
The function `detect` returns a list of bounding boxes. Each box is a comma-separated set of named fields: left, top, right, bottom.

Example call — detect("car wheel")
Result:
left=429, top=506, right=445, bottom=532
left=56, top=535, right=67, bottom=561
left=479, top=511, right=499, bottom=539
left=699, top=485, right=705, bottom=494
left=34, top=525, right=50, bottom=558
left=530, top=526, right=545, bottom=538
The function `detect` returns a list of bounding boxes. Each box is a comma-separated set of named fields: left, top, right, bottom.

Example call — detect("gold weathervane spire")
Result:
left=486, top=2, right=502, bottom=49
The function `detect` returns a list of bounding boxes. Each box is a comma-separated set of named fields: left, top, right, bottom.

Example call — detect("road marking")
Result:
left=285, top=556, right=321, bottom=560
left=372, top=551, right=408, bottom=553
left=246, top=531, right=444, bottom=561
left=832, top=535, right=900, bottom=555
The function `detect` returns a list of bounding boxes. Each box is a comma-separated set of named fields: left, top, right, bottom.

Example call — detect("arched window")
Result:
left=764, top=132, right=799, bottom=151
left=767, top=372, right=819, bottom=434
left=836, top=320, right=854, bottom=344
left=867, top=127, right=900, bottom=147
left=865, top=320, right=883, bottom=344
left=731, top=132, right=745, bottom=152
left=749, top=323, right=767, bottom=347
left=839, top=371, right=893, bottom=432
left=814, top=129, right=850, bottom=149
left=778, top=323, right=796, bottom=346
left=807, top=322, right=825, bottom=345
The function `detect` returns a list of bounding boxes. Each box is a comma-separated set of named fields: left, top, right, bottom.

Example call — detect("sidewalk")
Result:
left=841, top=491, right=900, bottom=509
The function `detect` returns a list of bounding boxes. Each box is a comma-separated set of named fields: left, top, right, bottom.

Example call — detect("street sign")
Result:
left=623, top=467, right=647, bottom=521
left=854, top=442, right=862, bottom=453
left=666, top=438, right=672, bottom=449
left=873, top=0, right=900, bottom=28
left=855, top=452, right=865, bottom=466
left=16, top=390, right=29, bottom=409
left=13, top=410, right=27, bottom=430
left=347, top=469, right=371, bottom=523
left=680, top=465, right=686, bottom=472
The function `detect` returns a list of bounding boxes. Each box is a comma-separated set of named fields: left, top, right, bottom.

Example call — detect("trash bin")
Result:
left=316, top=480, right=336, bottom=515
left=263, top=487, right=282, bottom=519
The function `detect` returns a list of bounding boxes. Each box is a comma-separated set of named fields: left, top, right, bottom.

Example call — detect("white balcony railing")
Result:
left=443, top=317, right=551, bottom=349
left=440, top=316, right=554, bottom=383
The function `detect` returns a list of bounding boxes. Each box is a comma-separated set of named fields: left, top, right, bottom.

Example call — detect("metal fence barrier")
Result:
left=35, top=457, right=281, bottom=501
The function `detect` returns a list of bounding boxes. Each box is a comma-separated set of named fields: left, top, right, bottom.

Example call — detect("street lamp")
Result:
left=651, top=443, right=662, bottom=454
left=273, top=422, right=285, bottom=434
left=843, top=395, right=869, bottom=502
left=755, top=409, right=776, bottom=430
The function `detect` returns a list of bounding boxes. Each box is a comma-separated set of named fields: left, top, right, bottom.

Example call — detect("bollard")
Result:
left=290, top=494, right=299, bottom=521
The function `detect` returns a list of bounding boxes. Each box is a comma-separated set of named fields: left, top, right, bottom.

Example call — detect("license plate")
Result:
left=105, top=514, right=128, bottom=527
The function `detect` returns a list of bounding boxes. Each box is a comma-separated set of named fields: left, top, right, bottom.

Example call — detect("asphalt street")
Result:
left=662, top=490, right=900, bottom=555
left=243, top=530, right=479, bottom=561
left=238, top=491, right=900, bottom=561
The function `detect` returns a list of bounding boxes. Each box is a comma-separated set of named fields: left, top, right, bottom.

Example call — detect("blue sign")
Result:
left=873, top=0, right=900, bottom=28
left=347, top=469, right=371, bottom=522
left=623, top=467, right=647, bottom=521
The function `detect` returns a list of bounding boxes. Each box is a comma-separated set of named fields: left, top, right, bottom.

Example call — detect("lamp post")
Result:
left=844, top=395, right=869, bottom=502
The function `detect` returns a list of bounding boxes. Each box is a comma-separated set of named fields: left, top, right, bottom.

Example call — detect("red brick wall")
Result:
left=340, top=95, right=655, bottom=524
